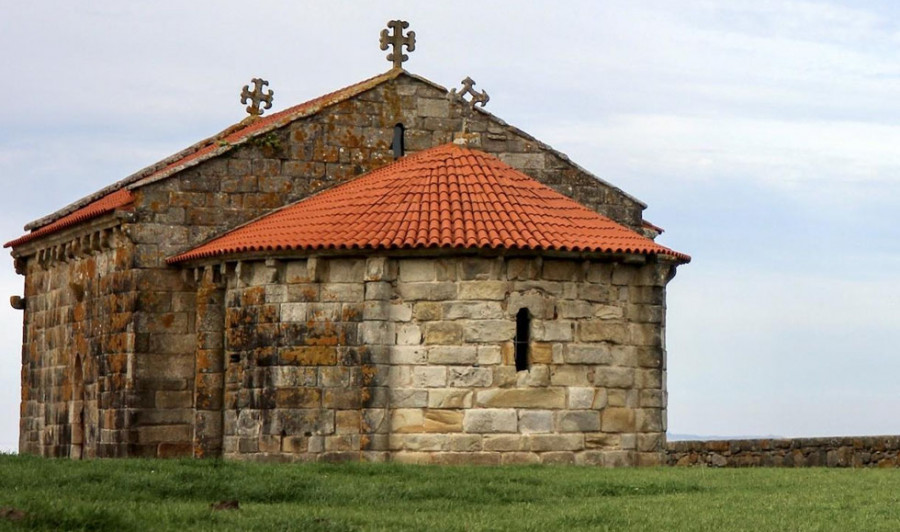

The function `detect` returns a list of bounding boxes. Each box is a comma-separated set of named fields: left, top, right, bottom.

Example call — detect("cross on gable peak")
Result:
left=380, top=19, right=416, bottom=69
left=241, top=78, right=274, bottom=117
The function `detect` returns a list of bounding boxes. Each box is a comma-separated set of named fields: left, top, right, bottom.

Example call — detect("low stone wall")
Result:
left=667, top=436, right=900, bottom=467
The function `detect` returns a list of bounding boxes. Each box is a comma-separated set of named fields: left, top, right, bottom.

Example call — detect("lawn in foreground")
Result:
left=1, top=454, right=898, bottom=531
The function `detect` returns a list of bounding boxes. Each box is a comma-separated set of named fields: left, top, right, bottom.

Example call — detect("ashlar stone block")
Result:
left=475, top=388, right=566, bottom=409
left=463, top=409, right=517, bottom=433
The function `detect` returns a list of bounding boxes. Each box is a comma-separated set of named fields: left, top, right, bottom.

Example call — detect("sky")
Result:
left=1, top=1, right=898, bottom=452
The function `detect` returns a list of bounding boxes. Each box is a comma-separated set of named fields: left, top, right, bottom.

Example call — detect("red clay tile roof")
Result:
left=14, top=69, right=409, bottom=246
left=5, top=189, right=134, bottom=248
left=170, top=143, right=689, bottom=263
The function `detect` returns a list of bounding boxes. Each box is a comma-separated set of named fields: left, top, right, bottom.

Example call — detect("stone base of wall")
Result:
left=667, top=436, right=900, bottom=467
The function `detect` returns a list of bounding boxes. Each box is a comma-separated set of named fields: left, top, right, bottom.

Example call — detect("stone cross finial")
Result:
left=380, top=20, right=416, bottom=69
left=450, top=77, right=490, bottom=110
left=240, top=78, right=274, bottom=117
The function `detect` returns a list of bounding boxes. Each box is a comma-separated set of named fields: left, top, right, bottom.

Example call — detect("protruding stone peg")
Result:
left=10, top=295, right=25, bottom=310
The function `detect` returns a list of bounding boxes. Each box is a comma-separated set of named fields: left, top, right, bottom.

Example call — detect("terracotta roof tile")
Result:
left=5, top=189, right=134, bottom=248
left=170, top=144, right=689, bottom=263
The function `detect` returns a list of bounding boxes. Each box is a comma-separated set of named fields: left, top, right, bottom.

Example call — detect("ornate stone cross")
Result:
left=240, top=78, right=274, bottom=117
left=450, top=77, right=490, bottom=110
left=380, top=20, right=416, bottom=69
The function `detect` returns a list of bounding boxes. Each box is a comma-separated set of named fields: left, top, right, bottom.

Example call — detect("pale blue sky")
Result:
left=1, top=1, right=898, bottom=451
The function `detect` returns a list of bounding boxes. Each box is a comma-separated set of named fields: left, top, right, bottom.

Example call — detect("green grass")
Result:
left=1, top=454, right=899, bottom=531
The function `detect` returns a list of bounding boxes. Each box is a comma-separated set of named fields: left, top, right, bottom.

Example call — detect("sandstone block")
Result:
left=530, top=343, right=553, bottom=364
left=447, top=367, right=493, bottom=387
left=399, top=260, right=436, bottom=282
left=390, top=346, right=426, bottom=365
left=540, top=451, right=576, bottom=465
left=477, top=346, right=502, bottom=365
left=637, top=433, right=663, bottom=452
left=533, top=320, right=573, bottom=342
left=636, top=409, right=663, bottom=432
left=602, top=407, right=636, bottom=433
left=417, top=98, right=450, bottom=117
left=483, top=434, right=529, bottom=452
left=389, top=301, right=413, bottom=322
left=396, top=323, right=422, bottom=345
left=507, top=291, right=554, bottom=319
left=447, top=434, right=483, bottom=452
left=424, top=322, right=463, bottom=345
left=593, top=389, right=609, bottom=409
left=458, top=281, right=507, bottom=300
left=360, top=321, right=393, bottom=345
left=557, top=300, right=593, bottom=318
left=549, top=366, right=594, bottom=387
left=389, top=389, right=428, bottom=408
left=518, top=410, right=553, bottom=433
left=391, top=409, right=424, bottom=433
left=320, top=283, right=363, bottom=302
left=412, top=366, right=447, bottom=388
left=557, top=410, right=601, bottom=432
left=457, top=257, right=496, bottom=280
left=629, top=323, right=662, bottom=347
left=530, top=434, right=584, bottom=452
left=365, top=257, right=390, bottom=281
left=639, top=389, right=665, bottom=408
left=397, top=282, right=457, bottom=301
left=327, top=259, right=365, bottom=282
left=428, top=389, right=473, bottom=409
left=568, top=387, right=596, bottom=409
left=565, top=345, right=612, bottom=365
left=602, top=450, right=634, bottom=467
left=492, top=366, right=517, bottom=387
left=423, top=410, right=463, bottom=433
left=279, top=346, right=337, bottom=366
left=517, top=365, right=550, bottom=387
left=365, top=281, right=392, bottom=301
left=443, top=301, right=504, bottom=320
left=578, top=321, right=628, bottom=344
left=595, top=367, right=634, bottom=388
left=413, top=301, right=442, bottom=321
left=335, top=410, right=361, bottom=434
left=476, top=388, right=566, bottom=409
left=636, top=368, right=663, bottom=389
left=463, top=320, right=515, bottom=343
left=579, top=284, right=610, bottom=303
left=391, top=434, right=446, bottom=451
left=585, top=433, right=620, bottom=450
left=506, top=258, right=540, bottom=281
left=463, top=409, right=517, bottom=433
left=428, top=346, right=477, bottom=365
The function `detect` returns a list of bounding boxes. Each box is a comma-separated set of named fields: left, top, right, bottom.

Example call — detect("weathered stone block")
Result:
left=390, top=346, right=426, bottom=365
left=389, top=389, right=428, bottom=408
left=428, top=389, right=473, bottom=409
left=483, top=434, right=529, bottom=451
left=601, top=407, right=636, bottom=433
left=533, top=321, right=573, bottom=342
left=423, top=410, right=463, bottom=433
left=447, top=367, right=492, bottom=387
left=518, top=410, right=553, bottom=434
left=568, top=387, right=596, bottom=409
left=424, top=322, right=462, bottom=345
left=463, top=409, right=517, bottom=433
left=594, top=367, right=635, bottom=389
left=475, top=388, right=566, bottom=409
left=476, top=346, right=501, bottom=365
left=457, top=281, right=507, bottom=300
left=411, top=366, right=447, bottom=388
left=443, top=301, right=503, bottom=320
left=396, top=323, right=422, bottom=345
left=397, top=282, right=457, bottom=301
left=391, top=409, right=424, bottom=433
left=549, top=366, right=594, bottom=387
left=557, top=411, right=601, bottom=432
left=275, top=388, right=322, bottom=408
left=578, top=321, right=628, bottom=344
left=463, top=320, right=515, bottom=343
left=565, top=345, right=612, bottom=365
left=399, top=260, right=436, bottom=282
left=428, top=346, right=477, bottom=365
left=530, top=434, right=584, bottom=452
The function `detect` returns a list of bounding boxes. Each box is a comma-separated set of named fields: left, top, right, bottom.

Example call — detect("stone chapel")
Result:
left=7, top=21, right=689, bottom=466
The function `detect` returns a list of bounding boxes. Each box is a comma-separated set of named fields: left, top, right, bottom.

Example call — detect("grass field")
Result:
left=1, top=454, right=899, bottom=531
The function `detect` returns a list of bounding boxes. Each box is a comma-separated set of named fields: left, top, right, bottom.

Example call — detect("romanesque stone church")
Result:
left=7, top=21, right=688, bottom=466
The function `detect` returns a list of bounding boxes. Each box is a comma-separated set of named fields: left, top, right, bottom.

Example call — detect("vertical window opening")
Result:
left=514, top=308, right=530, bottom=371
left=392, top=123, right=405, bottom=158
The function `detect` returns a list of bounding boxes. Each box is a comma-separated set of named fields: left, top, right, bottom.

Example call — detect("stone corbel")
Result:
left=10, top=295, right=25, bottom=310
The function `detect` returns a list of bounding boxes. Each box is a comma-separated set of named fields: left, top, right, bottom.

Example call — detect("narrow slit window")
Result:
left=392, top=123, right=405, bottom=158
left=514, top=308, right=530, bottom=371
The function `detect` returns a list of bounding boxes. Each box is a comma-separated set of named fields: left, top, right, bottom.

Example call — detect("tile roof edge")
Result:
left=23, top=69, right=404, bottom=232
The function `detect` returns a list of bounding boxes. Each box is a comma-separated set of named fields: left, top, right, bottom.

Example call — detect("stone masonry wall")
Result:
left=217, top=253, right=673, bottom=465
left=18, top=227, right=135, bottom=458
left=115, top=72, right=648, bottom=458
left=668, top=437, right=900, bottom=467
